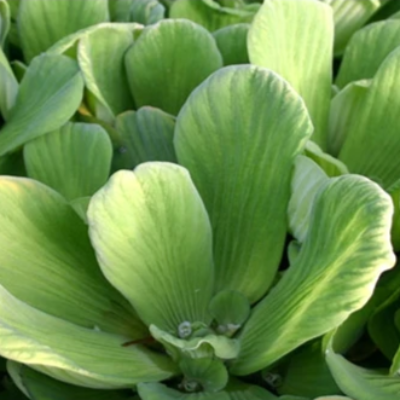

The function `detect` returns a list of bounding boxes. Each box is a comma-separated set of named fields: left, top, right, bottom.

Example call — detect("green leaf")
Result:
left=338, top=47, right=400, bottom=188
left=388, top=179, right=400, bottom=251
left=248, top=0, right=333, bottom=149
left=0, top=54, right=84, bottom=157
left=78, top=25, right=135, bottom=123
left=288, top=156, right=329, bottom=244
left=0, top=47, right=18, bottom=120
left=225, top=381, right=278, bottom=400
left=114, top=0, right=165, bottom=24
left=113, top=107, right=176, bottom=171
left=326, top=343, right=400, bottom=400
left=277, top=341, right=340, bottom=398
left=336, top=19, right=400, bottom=88
left=138, top=383, right=230, bottom=400
left=324, top=0, right=382, bottom=56
left=0, top=284, right=177, bottom=389
left=88, top=163, right=214, bottom=333
left=125, top=19, right=223, bottom=115
left=70, top=196, right=91, bottom=224
left=24, top=122, right=112, bottom=201
left=175, top=65, right=312, bottom=303
left=328, top=80, right=370, bottom=157
left=18, top=0, right=109, bottom=62
left=8, top=362, right=133, bottom=400
left=170, top=0, right=257, bottom=31
left=213, top=24, right=249, bottom=66
left=0, top=176, right=144, bottom=337
left=0, top=0, right=10, bottom=46
left=150, top=324, right=240, bottom=361
left=232, top=175, right=395, bottom=375
left=180, top=358, right=228, bottom=392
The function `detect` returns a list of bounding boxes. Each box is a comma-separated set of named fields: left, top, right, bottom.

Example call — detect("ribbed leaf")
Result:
left=78, top=25, right=135, bottom=123
left=388, top=179, right=400, bottom=251
left=175, top=65, right=312, bottom=302
left=336, top=19, right=400, bottom=88
left=0, top=54, right=84, bottom=156
left=88, top=163, right=214, bottom=333
left=213, top=24, right=249, bottom=65
left=226, top=381, right=278, bottom=400
left=0, top=285, right=176, bottom=389
left=232, top=175, right=395, bottom=374
left=0, top=47, right=18, bottom=120
left=125, top=19, right=222, bottom=115
left=24, top=122, right=112, bottom=201
left=114, top=0, right=165, bottom=24
left=338, top=47, right=400, bottom=188
left=18, top=0, right=109, bottom=62
left=248, top=0, right=333, bottom=149
left=114, top=107, right=176, bottom=171
left=0, top=176, right=144, bottom=337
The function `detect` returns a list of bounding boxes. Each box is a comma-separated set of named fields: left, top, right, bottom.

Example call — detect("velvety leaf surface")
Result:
left=88, top=163, right=214, bottom=333
left=175, top=65, right=312, bottom=303
left=0, top=176, right=144, bottom=337
left=125, top=19, right=223, bottom=115
left=114, top=107, right=176, bottom=170
left=248, top=0, right=333, bottom=149
left=18, top=0, right=109, bottom=62
left=232, top=175, right=395, bottom=374
left=326, top=346, right=400, bottom=400
left=78, top=25, right=135, bottom=122
left=170, top=0, right=257, bottom=32
left=338, top=47, right=400, bottom=188
left=24, top=122, right=112, bottom=201
left=336, top=19, right=400, bottom=88
left=0, top=54, right=84, bottom=157
left=0, top=285, right=176, bottom=389
left=213, top=24, right=249, bottom=65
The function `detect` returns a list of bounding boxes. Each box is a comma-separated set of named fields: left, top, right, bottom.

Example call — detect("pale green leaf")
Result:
left=175, top=65, right=312, bottom=302
left=213, top=24, right=249, bottom=65
left=226, top=381, right=278, bottom=400
left=232, top=175, right=395, bottom=374
left=88, top=163, right=214, bottom=333
left=338, top=47, right=400, bottom=188
left=8, top=361, right=132, bottom=400
left=170, top=0, right=257, bottom=31
left=248, top=0, right=333, bottom=149
left=70, top=196, right=91, bottom=224
left=114, top=107, right=176, bottom=171
left=0, top=176, right=144, bottom=337
left=325, top=0, right=381, bottom=55
left=328, top=80, right=370, bottom=157
left=24, top=122, right=112, bottom=201
left=387, top=177, right=400, bottom=251
left=0, top=0, right=10, bottom=46
left=78, top=25, right=135, bottom=123
left=18, top=0, right=109, bottom=62
left=0, top=284, right=177, bottom=389
left=0, top=47, right=18, bottom=120
left=0, top=54, right=84, bottom=157
left=326, top=344, right=400, bottom=400
left=114, top=0, right=165, bottom=25
left=336, top=19, right=400, bottom=88
left=125, top=19, right=223, bottom=115
left=138, top=382, right=230, bottom=400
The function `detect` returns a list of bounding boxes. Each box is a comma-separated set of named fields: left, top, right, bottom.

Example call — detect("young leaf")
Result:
left=88, top=163, right=214, bottom=333
left=232, top=175, right=395, bottom=375
left=213, top=24, right=249, bottom=66
left=114, top=0, right=165, bottom=25
left=248, top=0, right=333, bottom=149
left=0, top=176, right=144, bottom=337
left=24, top=122, right=112, bottom=201
left=125, top=19, right=223, bottom=115
left=18, top=0, right=109, bottom=62
left=0, top=285, right=177, bottom=389
left=175, top=65, right=312, bottom=303
left=0, top=54, right=84, bottom=157
left=336, top=19, right=400, bottom=88
left=114, top=107, right=176, bottom=171
left=78, top=25, right=135, bottom=123
left=338, top=47, right=400, bottom=188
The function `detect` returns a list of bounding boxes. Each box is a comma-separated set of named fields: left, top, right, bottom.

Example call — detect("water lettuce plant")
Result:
left=0, top=0, right=400, bottom=399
